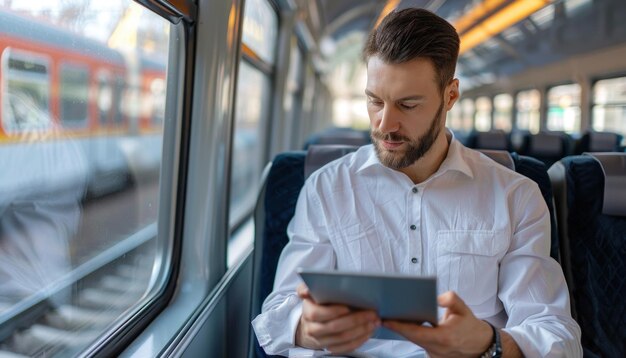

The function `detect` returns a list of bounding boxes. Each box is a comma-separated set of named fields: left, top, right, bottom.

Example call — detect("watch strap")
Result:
left=481, top=321, right=502, bottom=358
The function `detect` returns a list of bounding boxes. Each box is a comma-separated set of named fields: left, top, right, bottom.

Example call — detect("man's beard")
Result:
left=371, top=99, right=445, bottom=170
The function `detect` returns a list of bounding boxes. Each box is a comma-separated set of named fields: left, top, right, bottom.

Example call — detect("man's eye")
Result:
left=369, top=99, right=383, bottom=106
left=400, top=103, right=417, bottom=110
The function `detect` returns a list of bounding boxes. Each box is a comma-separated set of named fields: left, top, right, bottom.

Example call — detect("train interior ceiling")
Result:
left=0, top=0, right=624, bottom=357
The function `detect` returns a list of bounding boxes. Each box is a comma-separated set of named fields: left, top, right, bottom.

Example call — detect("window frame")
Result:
left=228, top=0, right=280, bottom=234
left=79, top=1, right=196, bottom=355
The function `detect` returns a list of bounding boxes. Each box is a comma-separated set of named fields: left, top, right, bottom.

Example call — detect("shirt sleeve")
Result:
left=251, top=179, right=336, bottom=356
left=499, top=181, right=582, bottom=357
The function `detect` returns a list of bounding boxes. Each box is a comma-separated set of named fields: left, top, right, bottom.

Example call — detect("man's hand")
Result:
left=383, top=291, right=493, bottom=358
left=295, top=283, right=380, bottom=354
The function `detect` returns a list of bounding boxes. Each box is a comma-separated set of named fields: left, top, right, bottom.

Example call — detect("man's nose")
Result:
left=377, top=106, right=400, bottom=134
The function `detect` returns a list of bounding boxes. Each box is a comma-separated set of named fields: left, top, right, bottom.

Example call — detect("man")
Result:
left=252, top=8, right=582, bottom=358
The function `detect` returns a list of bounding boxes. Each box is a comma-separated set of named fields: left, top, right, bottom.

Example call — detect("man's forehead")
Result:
left=366, top=56, right=439, bottom=96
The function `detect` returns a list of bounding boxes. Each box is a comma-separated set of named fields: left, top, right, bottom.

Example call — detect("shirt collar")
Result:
left=357, top=128, right=474, bottom=179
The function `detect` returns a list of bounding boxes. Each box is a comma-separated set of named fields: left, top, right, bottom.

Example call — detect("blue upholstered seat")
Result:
left=549, top=154, right=626, bottom=357
left=250, top=151, right=306, bottom=358
left=250, top=146, right=358, bottom=357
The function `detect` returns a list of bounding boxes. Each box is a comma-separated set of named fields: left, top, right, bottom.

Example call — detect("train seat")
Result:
left=250, top=146, right=561, bottom=357
left=303, top=127, right=370, bottom=149
left=466, top=130, right=510, bottom=151
left=548, top=153, right=626, bottom=357
left=478, top=150, right=560, bottom=262
left=249, top=145, right=358, bottom=358
left=521, top=131, right=572, bottom=167
left=575, top=131, right=623, bottom=153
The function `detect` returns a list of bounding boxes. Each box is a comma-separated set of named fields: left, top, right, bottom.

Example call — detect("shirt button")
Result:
left=411, top=257, right=418, bottom=263
left=410, top=224, right=417, bottom=230
left=412, top=187, right=418, bottom=193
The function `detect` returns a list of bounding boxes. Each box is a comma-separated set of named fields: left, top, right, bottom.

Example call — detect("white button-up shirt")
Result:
left=252, top=136, right=582, bottom=357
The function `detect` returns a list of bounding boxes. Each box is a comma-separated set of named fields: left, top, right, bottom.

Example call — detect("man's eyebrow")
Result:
left=364, top=89, right=379, bottom=98
left=365, top=90, right=426, bottom=102
left=397, top=95, right=426, bottom=101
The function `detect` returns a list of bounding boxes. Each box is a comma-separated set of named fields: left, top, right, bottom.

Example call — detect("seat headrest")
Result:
left=305, top=145, right=359, bottom=179
left=478, top=149, right=515, bottom=170
left=585, top=152, right=626, bottom=216
left=316, top=130, right=369, bottom=146
left=529, top=133, right=564, bottom=156
left=476, top=131, right=508, bottom=150
left=589, top=132, right=620, bottom=152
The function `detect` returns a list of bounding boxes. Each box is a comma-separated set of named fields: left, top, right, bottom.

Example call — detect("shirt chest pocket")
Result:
left=436, top=230, right=507, bottom=307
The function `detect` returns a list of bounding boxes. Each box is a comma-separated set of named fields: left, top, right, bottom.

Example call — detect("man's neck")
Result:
left=398, top=132, right=450, bottom=184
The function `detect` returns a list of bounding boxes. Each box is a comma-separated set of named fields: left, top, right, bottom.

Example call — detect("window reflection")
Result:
left=60, top=64, right=89, bottom=126
left=2, top=49, right=51, bottom=132
left=0, top=1, right=170, bottom=355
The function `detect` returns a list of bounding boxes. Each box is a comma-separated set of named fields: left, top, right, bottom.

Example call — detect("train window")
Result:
left=528, top=3, right=554, bottom=30
left=460, top=98, right=475, bottom=132
left=547, top=83, right=581, bottom=133
left=60, top=63, right=89, bottom=126
left=284, top=38, right=304, bottom=148
left=501, top=26, right=523, bottom=44
left=493, top=93, right=513, bottom=132
left=0, top=1, right=172, bottom=355
left=446, top=101, right=463, bottom=131
left=242, top=0, right=278, bottom=65
left=1, top=49, right=51, bottom=132
left=564, top=0, right=592, bottom=15
left=230, top=61, right=271, bottom=228
left=474, top=96, right=492, bottom=131
left=516, top=89, right=541, bottom=134
left=592, top=76, right=626, bottom=140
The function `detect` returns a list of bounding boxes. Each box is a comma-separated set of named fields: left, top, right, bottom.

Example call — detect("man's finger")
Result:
left=325, top=327, right=376, bottom=355
left=438, top=291, right=470, bottom=316
left=383, top=320, right=438, bottom=344
left=296, top=283, right=311, bottom=299
left=301, top=298, right=351, bottom=323
left=313, top=310, right=378, bottom=337
left=315, top=317, right=377, bottom=347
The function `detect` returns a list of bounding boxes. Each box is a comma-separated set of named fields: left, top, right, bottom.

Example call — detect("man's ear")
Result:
left=445, top=79, right=460, bottom=111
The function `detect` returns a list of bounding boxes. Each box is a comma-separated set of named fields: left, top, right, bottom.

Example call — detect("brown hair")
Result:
left=363, top=8, right=460, bottom=91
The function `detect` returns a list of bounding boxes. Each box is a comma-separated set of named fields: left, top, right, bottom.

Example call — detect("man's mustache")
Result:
left=371, top=130, right=411, bottom=143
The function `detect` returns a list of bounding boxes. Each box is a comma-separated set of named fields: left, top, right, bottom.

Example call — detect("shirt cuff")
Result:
left=252, top=295, right=303, bottom=356
left=503, top=323, right=582, bottom=358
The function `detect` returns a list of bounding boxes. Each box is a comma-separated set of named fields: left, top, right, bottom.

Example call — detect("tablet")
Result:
left=297, top=269, right=438, bottom=340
